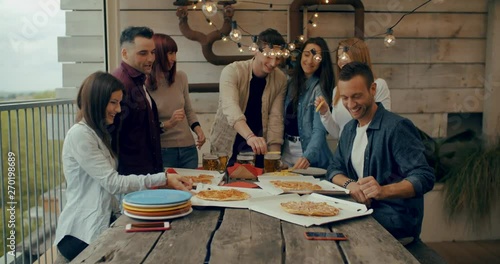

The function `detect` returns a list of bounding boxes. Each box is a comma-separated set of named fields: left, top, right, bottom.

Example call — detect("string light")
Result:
left=288, top=43, right=296, bottom=51
left=282, top=49, right=290, bottom=59
left=229, top=21, right=242, bottom=42
left=298, top=35, right=305, bottom=42
left=206, top=18, right=213, bottom=26
left=314, top=13, right=319, bottom=18
left=384, top=28, right=396, bottom=47
left=238, top=43, right=244, bottom=53
left=202, top=0, right=218, bottom=17
left=338, top=46, right=350, bottom=65
left=325, top=0, right=329, bottom=3
left=248, top=36, right=259, bottom=52
left=310, top=48, right=322, bottom=62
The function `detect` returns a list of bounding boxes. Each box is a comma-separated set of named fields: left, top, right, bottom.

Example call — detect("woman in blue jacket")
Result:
left=282, top=37, right=334, bottom=169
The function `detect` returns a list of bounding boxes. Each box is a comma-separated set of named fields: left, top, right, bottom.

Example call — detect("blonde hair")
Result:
left=333, top=37, right=376, bottom=105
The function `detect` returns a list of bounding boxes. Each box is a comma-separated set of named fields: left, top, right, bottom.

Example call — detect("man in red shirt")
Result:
left=111, top=26, right=163, bottom=175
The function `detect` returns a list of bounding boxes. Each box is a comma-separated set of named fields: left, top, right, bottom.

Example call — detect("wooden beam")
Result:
left=483, top=0, right=500, bottom=143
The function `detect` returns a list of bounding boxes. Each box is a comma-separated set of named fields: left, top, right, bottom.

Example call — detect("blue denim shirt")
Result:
left=327, top=103, right=435, bottom=239
left=284, top=76, right=333, bottom=169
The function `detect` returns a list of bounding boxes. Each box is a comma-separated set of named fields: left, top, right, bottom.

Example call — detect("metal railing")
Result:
left=0, top=99, right=77, bottom=264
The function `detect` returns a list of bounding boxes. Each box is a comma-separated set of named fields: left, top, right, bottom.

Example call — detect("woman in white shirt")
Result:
left=54, top=72, right=192, bottom=262
left=315, top=37, right=391, bottom=138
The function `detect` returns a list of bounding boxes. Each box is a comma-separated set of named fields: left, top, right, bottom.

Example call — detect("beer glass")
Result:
left=216, top=152, right=229, bottom=173
left=264, top=154, right=282, bottom=173
left=236, top=153, right=255, bottom=166
left=202, top=153, right=220, bottom=171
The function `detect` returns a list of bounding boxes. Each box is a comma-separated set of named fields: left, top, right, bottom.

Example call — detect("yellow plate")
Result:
left=123, top=201, right=191, bottom=212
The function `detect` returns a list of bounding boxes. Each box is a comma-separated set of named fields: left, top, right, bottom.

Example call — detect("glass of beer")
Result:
left=236, top=153, right=255, bottom=166
left=216, top=152, right=228, bottom=173
left=264, top=153, right=282, bottom=173
left=202, top=153, right=220, bottom=171
left=239, top=151, right=255, bottom=163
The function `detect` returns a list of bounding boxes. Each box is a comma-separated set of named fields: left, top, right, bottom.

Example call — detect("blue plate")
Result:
left=124, top=190, right=192, bottom=205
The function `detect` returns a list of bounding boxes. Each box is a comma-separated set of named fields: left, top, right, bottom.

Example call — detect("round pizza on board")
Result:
left=280, top=201, right=340, bottom=217
left=196, top=189, right=251, bottom=201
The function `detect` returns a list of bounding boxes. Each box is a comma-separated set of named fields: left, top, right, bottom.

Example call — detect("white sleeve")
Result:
left=374, top=78, right=391, bottom=111
left=320, top=110, right=340, bottom=139
left=66, top=126, right=166, bottom=195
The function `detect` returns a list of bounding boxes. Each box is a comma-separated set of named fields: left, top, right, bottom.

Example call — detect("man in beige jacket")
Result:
left=210, top=28, right=287, bottom=168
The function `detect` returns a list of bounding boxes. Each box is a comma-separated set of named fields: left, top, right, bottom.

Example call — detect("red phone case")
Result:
left=125, top=222, right=171, bottom=232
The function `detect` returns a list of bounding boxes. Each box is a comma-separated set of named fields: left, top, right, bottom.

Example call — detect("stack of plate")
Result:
left=123, top=189, right=193, bottom=220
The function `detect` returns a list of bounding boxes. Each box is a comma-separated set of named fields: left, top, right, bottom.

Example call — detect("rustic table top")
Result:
left=72, top=207, right=419, bottom=264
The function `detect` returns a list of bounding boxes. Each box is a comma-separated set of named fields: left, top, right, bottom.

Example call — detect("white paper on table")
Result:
left=256, top=179, right=349, bottom=195
left=190, top=184, right=276, bottom=209
left=257, top=175, right=318, bottom=182
left=170, top=168, right=224, bottom=186
left=249, top=193, right=373, bottom=227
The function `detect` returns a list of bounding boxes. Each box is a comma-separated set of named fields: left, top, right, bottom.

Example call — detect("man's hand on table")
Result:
left=346, top=181, right=372, bottom=207
left=358, top=176, right=384, bottom=200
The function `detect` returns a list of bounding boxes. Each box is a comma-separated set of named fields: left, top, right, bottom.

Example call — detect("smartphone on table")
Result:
left=125, top=222, right=170, bottom=232
left=304, top=232, right=348, bottom=241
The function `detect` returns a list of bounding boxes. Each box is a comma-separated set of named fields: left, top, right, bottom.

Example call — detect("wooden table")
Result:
left=72, top=207, right=419, bottom=264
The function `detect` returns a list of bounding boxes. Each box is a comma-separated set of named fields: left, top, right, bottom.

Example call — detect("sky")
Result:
left=0, top=0, right=65, bottom=93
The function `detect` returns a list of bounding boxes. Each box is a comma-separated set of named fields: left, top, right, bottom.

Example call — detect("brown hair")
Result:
left=76, top=71, right=125, bottom=157
left=333, top=37, right=375, bottom=105
left=149, top=33, right=178, bottom=90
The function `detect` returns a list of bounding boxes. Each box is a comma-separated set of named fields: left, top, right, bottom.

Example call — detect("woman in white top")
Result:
left=54, top=72, right=192, bottom=262
left=315, top=37, right=391, bottom=138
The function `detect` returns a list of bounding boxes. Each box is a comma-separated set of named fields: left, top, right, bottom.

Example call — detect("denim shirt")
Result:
left=284, top=76, right=333, bottom=169
left=327, top=103, right=435, bottom=239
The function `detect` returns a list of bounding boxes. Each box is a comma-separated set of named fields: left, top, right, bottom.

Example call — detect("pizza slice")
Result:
left=280, top=201, right=340, bottom=217
left=196, top=189, right=250, bottom=201
left=184, top=174, right=215, bottom=184
left=270, top=180, right=322, bottom=191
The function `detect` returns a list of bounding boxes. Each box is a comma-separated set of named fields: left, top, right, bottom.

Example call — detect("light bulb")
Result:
left=262, top=51, right=268, bottom=56
left=312, top=22, right=317, bottom=28
left=299, top=35, right=305, bottom=42
left=276, top=50, right=283, bottom=57
left=222, top=36, right=228, bottom=41
left=193, top=5, right=197, bottom=9
left=325, top=0, right=329, bottom=3
left=202, top=1, right=218, bottom=17
left=314, top=13, right=319, bottom=18
left=282, top=49, right=290, bottom=59
left=229, top=29, right=242, bottom=42
left=248, top=43, right=259, bottom=52
left=239, top=47, right=244, bottom=53
left=338, top=51, right=350, bottom=65
left=313, top=54, right=322, bottom=62
left=384, top=34, right=396, bottom=47
left=288, top=43, right=296, bottom=51
left=269, top=49, right=276, bottom=57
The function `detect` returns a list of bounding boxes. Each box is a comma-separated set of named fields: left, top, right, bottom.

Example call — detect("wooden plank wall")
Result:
left=59, top=0, right=488, bottom=143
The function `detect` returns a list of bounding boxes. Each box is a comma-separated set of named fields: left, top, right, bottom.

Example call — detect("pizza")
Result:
left=196, top=189, right=250, bottom=201
left=184, top=174, right=215, bottom=184
left=280, top=201, right=340, bottom=217
left=270, top=180, right=322, bottom=191
left=265, top=171, right=301, bottom=176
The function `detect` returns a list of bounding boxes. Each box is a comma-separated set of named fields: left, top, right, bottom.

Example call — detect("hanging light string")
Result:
left=193, top=0, right=435, bottom=57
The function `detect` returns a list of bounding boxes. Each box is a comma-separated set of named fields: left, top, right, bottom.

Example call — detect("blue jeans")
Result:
left=161, top=145, right=198, bottom=169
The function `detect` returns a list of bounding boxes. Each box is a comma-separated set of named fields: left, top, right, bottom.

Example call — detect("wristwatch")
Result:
left=343, top=179, right=356, bottom=189
left=159, top=121, right=165, bottom=128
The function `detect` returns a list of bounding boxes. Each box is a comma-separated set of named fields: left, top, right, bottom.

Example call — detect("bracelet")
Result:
left=343, top=179, right=356, bottom=189
left=245, top=133, right=255, bottom=141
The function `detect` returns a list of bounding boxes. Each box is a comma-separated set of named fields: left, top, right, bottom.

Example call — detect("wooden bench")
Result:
left=406, top=240, right=448, bottom=264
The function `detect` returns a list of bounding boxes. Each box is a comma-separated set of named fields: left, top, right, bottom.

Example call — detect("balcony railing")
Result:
left=0, top=99, right=76, bottom=264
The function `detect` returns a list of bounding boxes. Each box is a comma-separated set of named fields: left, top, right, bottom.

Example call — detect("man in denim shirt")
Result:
left=327, top=62, right=434, bottom=242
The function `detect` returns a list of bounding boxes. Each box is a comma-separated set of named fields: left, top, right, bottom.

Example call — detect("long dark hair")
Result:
left=149, top=33, right=178, bottom=90
left=76, top=71, right=125, bottom=157
left=289, top=37, right=334, bottom=111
